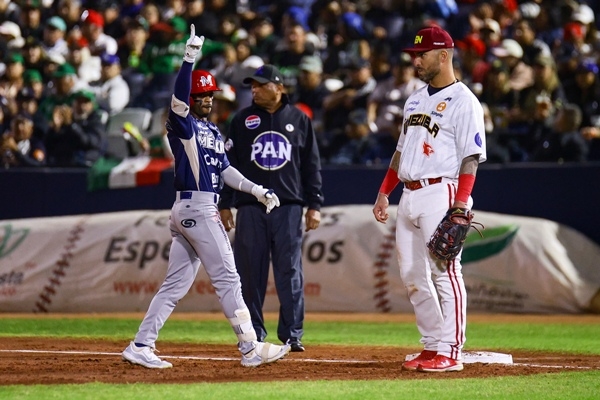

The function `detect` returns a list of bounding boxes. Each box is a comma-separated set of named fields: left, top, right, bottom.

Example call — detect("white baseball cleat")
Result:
left=122, top=341, right=173, bottom=369
left=241, top=341, right=291, bottom=367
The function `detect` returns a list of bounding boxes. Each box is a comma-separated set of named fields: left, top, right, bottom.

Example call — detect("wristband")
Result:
left=379, top=168, right=401, bottom=196
left=456, top=174, right=475, bottom=203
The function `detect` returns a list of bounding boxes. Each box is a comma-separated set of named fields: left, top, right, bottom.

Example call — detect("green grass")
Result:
left=0, top=317, right=598, bottom=353
left=1, top=373, right=599, bottom=400
left=1, top=316, right=599, bottom=399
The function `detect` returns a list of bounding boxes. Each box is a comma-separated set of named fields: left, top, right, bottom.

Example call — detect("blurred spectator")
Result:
left=271, top=21, right=316, bottom=95
left=511, top=54, right=566, bottom=159
left=479, top=18, right=502, bottom=58
left=80, top=9, right=118, bottom=56
left=491, top=38, right=534, bottom=91
left=512, top=54, right=565, bottom=125
left=369, top=42, right=393, bottom=82
left=42, top=53, right=68, bottom=84
left=57, top=0, right=84, bottom=32
left=455, top=33, right=488, bottom=86
left=1, top=114, right=46, bottom=168
left=481, top=101, right=511, bottom=164
left=16, top=86, right=47, bottom=141
left=210, top=42, right=237, bottom=88
left=185, top=0, right=220, bottom=39
left=116, top=16, right=149, bottom=102
left=323, top=11, right=372, bottom=77
left=39, top=62, right=85, bottom=120
left=0, top=21, right=25, bottom=50
left=0, top=100, right=7, bottom=134
left=161, top=0, right=187, bottom=21
left=22, top=69, right=45, bottom=100
left=563, top=58, right=600, bottom=129
left=0, top=0, right=21, bottom=25
left=480, top=59, right=519, bottom=134
left=529, top=4, right=562, bottom=50
left=322, top=57, right=376, bottom=132
left=322, top=108, right=382, bottom=165
left=292, top=54, right=331, bottom=139
left=99, top=0, right=125, bottom=41
left=209, top=82, right=237, bottom=134
left=22, top=37, right=45, bottom=71
left=42, top=16, right=69, bottom=59
left=570, top=3, right=598, bottom=51
left=0, top=53, right=26, bottom=110
left=119, top=0, right=145, bottom=20
left=554, top=20, right=592, bottom=81
left=139, top=3, right=161, bottom=30
left=66, top=39, right=101, bottom=84
left=132, top=20, right=186, bottom=110
left=89, top=53, right=130, bottom=115
left=45, top=89, right=106, bottom=167
left=367, top=52, right=425, bottom=136
left=249, top=15, right=279, bottom=63
left=532, top=102, right=588, bottom=163
left=19, top=0, right=44, bottom=41
left=513, top=18, right=551, bottom=66
left=214, top=13, right=248, bottom=44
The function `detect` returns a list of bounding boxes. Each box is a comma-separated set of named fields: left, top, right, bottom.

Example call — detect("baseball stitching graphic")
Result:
left=33, top=219, right=86, bottom=313
left=373, top=223, right=396, bottom=312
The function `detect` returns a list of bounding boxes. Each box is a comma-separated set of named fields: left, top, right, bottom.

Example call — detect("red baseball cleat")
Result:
left=402, top=350, right=437, bottom=371
left=417, top=354, right=464, bottom=372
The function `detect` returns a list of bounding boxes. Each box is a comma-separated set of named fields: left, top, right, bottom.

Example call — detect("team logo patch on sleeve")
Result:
left=245, top=115, right=261, bottom=129
left=475, top=132, right=482, bottom=147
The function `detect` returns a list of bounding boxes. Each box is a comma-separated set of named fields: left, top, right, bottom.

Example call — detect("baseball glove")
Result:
left=427, top=208, right=481, bottom=262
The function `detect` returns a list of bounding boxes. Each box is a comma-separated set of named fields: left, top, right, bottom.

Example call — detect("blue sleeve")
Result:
left=173, top=61, right=193, bottom=104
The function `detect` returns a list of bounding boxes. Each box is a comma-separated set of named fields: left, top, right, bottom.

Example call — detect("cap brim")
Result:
left=243, top=76, right=271, bottom=85
left=491, top=48, right=509, bottom=57
left=403, top=47, right=432, bottom=53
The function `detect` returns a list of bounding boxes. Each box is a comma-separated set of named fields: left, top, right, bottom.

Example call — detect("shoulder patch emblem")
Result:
left=245, top=115, right=261, bottom=129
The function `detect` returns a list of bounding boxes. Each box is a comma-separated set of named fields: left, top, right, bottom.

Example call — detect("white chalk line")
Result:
left=1, top=349, right=598, bottom=369
left=0, top=349, right=374, bottom=364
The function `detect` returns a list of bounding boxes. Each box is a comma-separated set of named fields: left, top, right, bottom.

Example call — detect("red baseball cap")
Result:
left=403, top=26, right=454, bottom=53
left=81, top=9, right=104, bottom=27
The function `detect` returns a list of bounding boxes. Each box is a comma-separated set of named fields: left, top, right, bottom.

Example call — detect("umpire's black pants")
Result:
left=233, top=203, right=304, bottom=343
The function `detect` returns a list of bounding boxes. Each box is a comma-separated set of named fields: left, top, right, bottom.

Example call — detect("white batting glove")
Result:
left=183, top=24, right=205, bottom=63
left=251, top=185, right=281, bottom=214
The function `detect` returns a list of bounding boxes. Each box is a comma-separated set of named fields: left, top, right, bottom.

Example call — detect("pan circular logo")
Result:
left=251, top=131, right=291, bottom=170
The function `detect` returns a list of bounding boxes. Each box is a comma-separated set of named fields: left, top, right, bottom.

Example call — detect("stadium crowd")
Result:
left=1, top=0, right=599, bottom=168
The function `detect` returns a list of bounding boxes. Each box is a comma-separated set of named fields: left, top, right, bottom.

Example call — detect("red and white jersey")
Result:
left=396, top=81, right=486, bottom=182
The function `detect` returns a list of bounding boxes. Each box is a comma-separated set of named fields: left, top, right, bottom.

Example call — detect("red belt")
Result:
left=404, top=177, right=443, bottom=190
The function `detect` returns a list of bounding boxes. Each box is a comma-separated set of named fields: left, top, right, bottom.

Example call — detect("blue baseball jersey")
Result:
left=167, top=112, right=230, bottom=192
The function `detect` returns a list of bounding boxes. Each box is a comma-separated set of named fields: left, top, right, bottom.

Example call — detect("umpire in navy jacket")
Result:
left=219, top=64, right=323, bottom=352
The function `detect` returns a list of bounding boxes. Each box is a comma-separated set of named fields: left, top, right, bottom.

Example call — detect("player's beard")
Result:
left=192, top=102, right=211, bottom=119
left=417, top=64, right=441, bottom=84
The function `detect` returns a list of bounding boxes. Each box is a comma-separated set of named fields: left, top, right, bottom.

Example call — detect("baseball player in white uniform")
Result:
left=373, top=26, right=487, bottom=372
left=122, top=25, right=290, bottom=369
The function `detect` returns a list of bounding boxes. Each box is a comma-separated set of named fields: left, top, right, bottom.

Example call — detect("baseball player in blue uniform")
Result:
left=219, top=64, right=324, bottom=352
left=122, top=26, right=291, bottom=369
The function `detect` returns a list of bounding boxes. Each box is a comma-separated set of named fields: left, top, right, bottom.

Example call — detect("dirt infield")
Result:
left=2, top=313, right=600, bottom=385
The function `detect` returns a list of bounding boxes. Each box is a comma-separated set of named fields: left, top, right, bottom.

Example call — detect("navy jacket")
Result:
left=219, top=95, right=323, bottom=211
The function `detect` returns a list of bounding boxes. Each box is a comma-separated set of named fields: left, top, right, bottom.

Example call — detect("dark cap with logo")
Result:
left=243, top=64, right=284, bottom=85
left=403, top=26, right=454, bottom=53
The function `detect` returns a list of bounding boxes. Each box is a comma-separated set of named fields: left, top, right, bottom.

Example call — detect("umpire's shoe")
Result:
left=122, top=341, right=173, bottom=369
left=289, top=339, right=305, bottom=352
left=241, top=341, right=291, bottom=367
